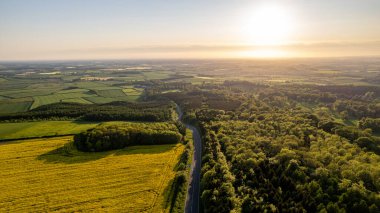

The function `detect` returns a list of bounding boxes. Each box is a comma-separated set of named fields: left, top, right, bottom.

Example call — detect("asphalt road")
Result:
left=176, top=106, right=201, bottom=213
left=184, top=124, right=202, bottom=213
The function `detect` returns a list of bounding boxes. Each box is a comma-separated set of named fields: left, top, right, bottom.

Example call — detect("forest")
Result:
left=159, top=80, right=380, bottom=212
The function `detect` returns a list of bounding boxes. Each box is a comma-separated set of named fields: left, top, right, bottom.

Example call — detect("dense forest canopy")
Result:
left=157, top=80, right=380, bottom=212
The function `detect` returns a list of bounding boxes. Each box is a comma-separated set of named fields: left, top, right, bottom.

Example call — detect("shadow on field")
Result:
left=162, top=178, right=176, bottom=210
left=37, top=143, right=176, bottom=164
left=113, top=144, right=177, bottom=156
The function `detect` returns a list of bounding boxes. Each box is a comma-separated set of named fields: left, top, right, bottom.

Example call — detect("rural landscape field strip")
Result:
left=0, top=136, right=184, bottom=212
left=0, top=101, right=32, bottom=114
left=31, top=92, right=95, bottom=109
left=95, top=89, right=127, bottom=97
left=0, top=121, right=99, bottom=140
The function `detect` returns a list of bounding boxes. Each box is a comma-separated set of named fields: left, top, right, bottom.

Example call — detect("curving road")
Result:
left=176, top=106, right=201, bottom=213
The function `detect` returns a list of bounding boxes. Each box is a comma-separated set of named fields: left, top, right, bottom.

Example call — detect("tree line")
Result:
left=74, top=122, right=184, bottom=152
left=0, top=101, right=174, bottom=122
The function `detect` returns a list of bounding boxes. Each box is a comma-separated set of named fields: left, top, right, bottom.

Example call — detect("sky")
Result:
left=1, top=0, right=380, bottom=60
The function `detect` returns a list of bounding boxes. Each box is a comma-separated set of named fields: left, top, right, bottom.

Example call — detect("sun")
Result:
left=241, top=4, right=294, bottom=46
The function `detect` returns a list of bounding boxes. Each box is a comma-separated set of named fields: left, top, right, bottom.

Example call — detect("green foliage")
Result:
left=74, top=122, right=182, bottom=152
left=166, top=128, right=194, bottom=213
left=359, top=118, right=380, bottom=133
left=175, top=120, right=187, bottom=136
left=0, top=121, right=98, bottom=140
left=0, top=101, right=173, bottom=122
left=193, top=87, right=380, bottom=212
left=200, top=130, right=236, bottom=213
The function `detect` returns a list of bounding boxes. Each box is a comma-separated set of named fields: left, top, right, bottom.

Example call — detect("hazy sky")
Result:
left=1, top=0, right=380, bottom=60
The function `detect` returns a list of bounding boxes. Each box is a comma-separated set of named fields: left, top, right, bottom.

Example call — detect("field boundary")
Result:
left=0, top=134, right=75, bottom=143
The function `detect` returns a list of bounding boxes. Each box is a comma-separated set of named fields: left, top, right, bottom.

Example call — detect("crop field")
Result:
left=69, top=81, right=110, bottom=89
left=118, top=75, right=146, bottom=81
left=0, top=89, right=56, bottom=99
left=0, top=136, right=184, bottom=212
left=61, top=98, right=93, bottom=104
left=31, top=92, right=95, bottom=109
left=143, top=71, right=171, bottom=80
left=94, top=89, right=127, bottom=97
left=122, top=86, right=144, bottom=96
left=57, top=88, right=90, bottom=94
left=0, top=121, right=99, bottom=140
left=0, top=101, right=33, bottom=114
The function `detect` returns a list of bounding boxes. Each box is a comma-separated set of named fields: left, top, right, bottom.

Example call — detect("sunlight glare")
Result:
left=241, top=4, right=295, bottom=46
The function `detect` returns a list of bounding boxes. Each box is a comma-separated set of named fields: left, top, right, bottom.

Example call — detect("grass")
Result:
left=57, top=88, right=90, bottom=94
left=123, top=86, right=144, bottom=96
left=0, top=121, right=98, bottom=140
left=143, top=71, right=171, bottom=80
left=95, top=89, right=126, bottom=97
left=0, top=101, right=32, bottom=114
left=31, top=92, right=94, bottom=109
left=162, top=89, right=181, bottom=94
left=61, top=98, right=93, bottom=104
left=70, top=81, right=109, bottom=89
left=0, top=89, right=55, bottom=99
left=0, top=136, right=184, bottom=212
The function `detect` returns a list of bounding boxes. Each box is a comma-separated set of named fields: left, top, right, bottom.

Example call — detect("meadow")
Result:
left=0, top=101, right=32, bottom=113
left=31, top=92, right=95, bottom=109
left=0, top=121, right=99, bottom=140
left=0, top=136, right=184, bottom=212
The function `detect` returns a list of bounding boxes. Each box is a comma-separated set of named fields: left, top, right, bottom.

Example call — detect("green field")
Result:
left=69, top=81, right=110, bottom=89
left=56, top=88, right=90, bottom=94
left=162, top=89, right=181, bottom=94
left=122, top=86, right=144, bottom=96
left=61, top=98, right=93, bottom=104
left=143, top=71, right=171, bottom=80
left=0, top=121, right=99, bottom=140
left=0, top=101, right=33, bottom=114
left=0, top=136, right=184, bottom=212
left=95, top=89, right=126, bottom=97
left=31, top=92, right=94, bottom=109
left=0, top=89, right=55, bottom=99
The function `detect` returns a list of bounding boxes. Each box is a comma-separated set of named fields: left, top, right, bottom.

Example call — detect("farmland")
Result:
left=0, top=101, right=32, bottom=114
left=0, top=121, right=99, bottom=140
left=0, top=136, right=184, bottom=212
left=31, top=92, right=95, bottom=109
left=94, top=89, right=127, bottom=97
